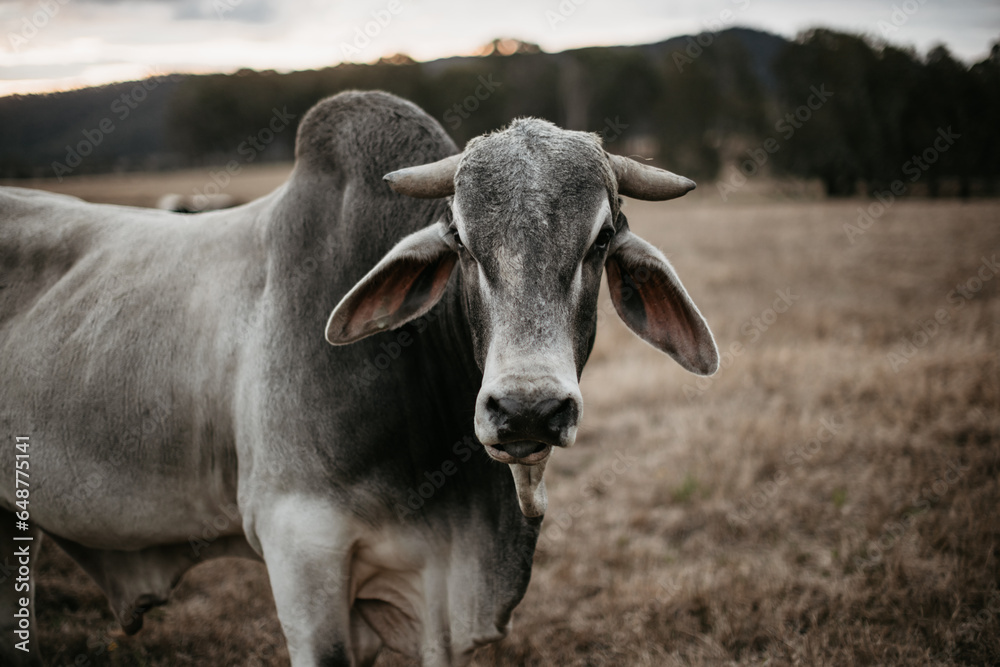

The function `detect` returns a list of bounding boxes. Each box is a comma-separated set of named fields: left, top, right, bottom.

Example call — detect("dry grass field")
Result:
left=5, top=166, right=998, bottom=666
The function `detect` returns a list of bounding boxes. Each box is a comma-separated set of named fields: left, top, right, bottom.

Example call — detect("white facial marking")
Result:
left=570, top=263, right=583, bottom=305
left=571, top=198, right=612, bottom=304
left=494, top=244, right=524, bottom=290
left=586, top=198, right=613, bottom=248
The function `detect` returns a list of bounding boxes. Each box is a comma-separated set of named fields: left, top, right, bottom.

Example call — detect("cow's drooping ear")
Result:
left=326, top=222, right=457, bottom=345
left=605, top=230, right=719, bottom=375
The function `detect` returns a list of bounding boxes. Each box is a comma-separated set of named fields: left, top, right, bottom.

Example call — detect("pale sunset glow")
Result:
left=1, top=0, right=997, bottom=97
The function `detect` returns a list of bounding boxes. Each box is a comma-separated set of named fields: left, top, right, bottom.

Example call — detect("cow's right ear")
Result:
left=325, top=222, right=457, bottom=345
left=605, top=230, right=719, bottom=375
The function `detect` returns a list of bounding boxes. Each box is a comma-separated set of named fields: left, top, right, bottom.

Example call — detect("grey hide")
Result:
left=0, top=90, right=717, bottom=666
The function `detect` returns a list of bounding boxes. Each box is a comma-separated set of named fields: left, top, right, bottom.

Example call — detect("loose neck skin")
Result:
left=275, top=166, right=479, bottom=371
left=247, top=145, right=539, bottom=627
left=259, top=168, right=484, bottom=480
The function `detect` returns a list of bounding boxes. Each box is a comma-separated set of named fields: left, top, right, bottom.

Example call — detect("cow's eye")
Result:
left=450, top=227, right=465, bottom=251
left=594, top=226, right=615, bottom=252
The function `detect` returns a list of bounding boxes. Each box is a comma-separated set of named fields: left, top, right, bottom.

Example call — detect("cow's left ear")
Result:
left=326, top=222, right=457, bottom=345
left=605, top=230, right=719, bottom=375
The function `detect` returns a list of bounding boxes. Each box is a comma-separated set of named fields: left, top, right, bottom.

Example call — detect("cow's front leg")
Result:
left=253, top=494, right=358, bottom=667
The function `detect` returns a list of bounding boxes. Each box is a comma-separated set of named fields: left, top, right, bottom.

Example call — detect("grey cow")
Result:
left=0, top=91, right=718, bottom=666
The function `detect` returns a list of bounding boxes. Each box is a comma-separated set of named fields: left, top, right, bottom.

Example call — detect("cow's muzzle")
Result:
left=475, top=384, right=582, bottom=465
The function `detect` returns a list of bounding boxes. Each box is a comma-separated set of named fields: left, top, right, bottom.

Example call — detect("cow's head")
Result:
left=325, top=119, right=718, bottom=517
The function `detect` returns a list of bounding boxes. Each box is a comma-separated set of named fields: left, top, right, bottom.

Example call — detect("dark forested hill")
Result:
left=2, top=27, right=997, bottom=195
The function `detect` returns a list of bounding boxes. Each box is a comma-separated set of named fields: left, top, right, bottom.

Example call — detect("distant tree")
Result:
left=2, top=27, right=995, bottom=196
left=772, top=30, right=883, bottom=195
left=967, top=42, right=1000, bottom=195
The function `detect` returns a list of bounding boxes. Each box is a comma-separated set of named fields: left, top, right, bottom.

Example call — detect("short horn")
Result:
left=384, top=153, right=462, bottom=199
left=608, top=153, right=696, bottom=201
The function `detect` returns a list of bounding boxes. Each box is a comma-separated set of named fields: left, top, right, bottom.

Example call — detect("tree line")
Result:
left=0, top=27, right=996, bottom=196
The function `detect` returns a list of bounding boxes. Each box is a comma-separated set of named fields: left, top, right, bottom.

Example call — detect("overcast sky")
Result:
left=1, top=0, right=997, bottom=97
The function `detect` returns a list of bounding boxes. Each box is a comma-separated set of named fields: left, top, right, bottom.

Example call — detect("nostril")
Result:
left=538, top=398, right=577, bottom=435
left=485, top=396, right=501, bottom=418
left=533, top=398, right=563, bottom=420
left=486, top=396, right=524, bottom=428
left=483, top=392, right=579, bottom=447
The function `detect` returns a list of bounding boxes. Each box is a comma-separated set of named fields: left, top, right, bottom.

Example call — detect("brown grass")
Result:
left=12, top=168, right=999, bottom=665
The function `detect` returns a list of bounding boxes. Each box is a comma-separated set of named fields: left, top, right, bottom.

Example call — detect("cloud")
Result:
left=70, top=0, right=276, bottom=23
left=173, top=0, right=276, bottom=23
left=0, top=62, right=90, bottom=81
left=1, top=0, right=997, bottom=97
